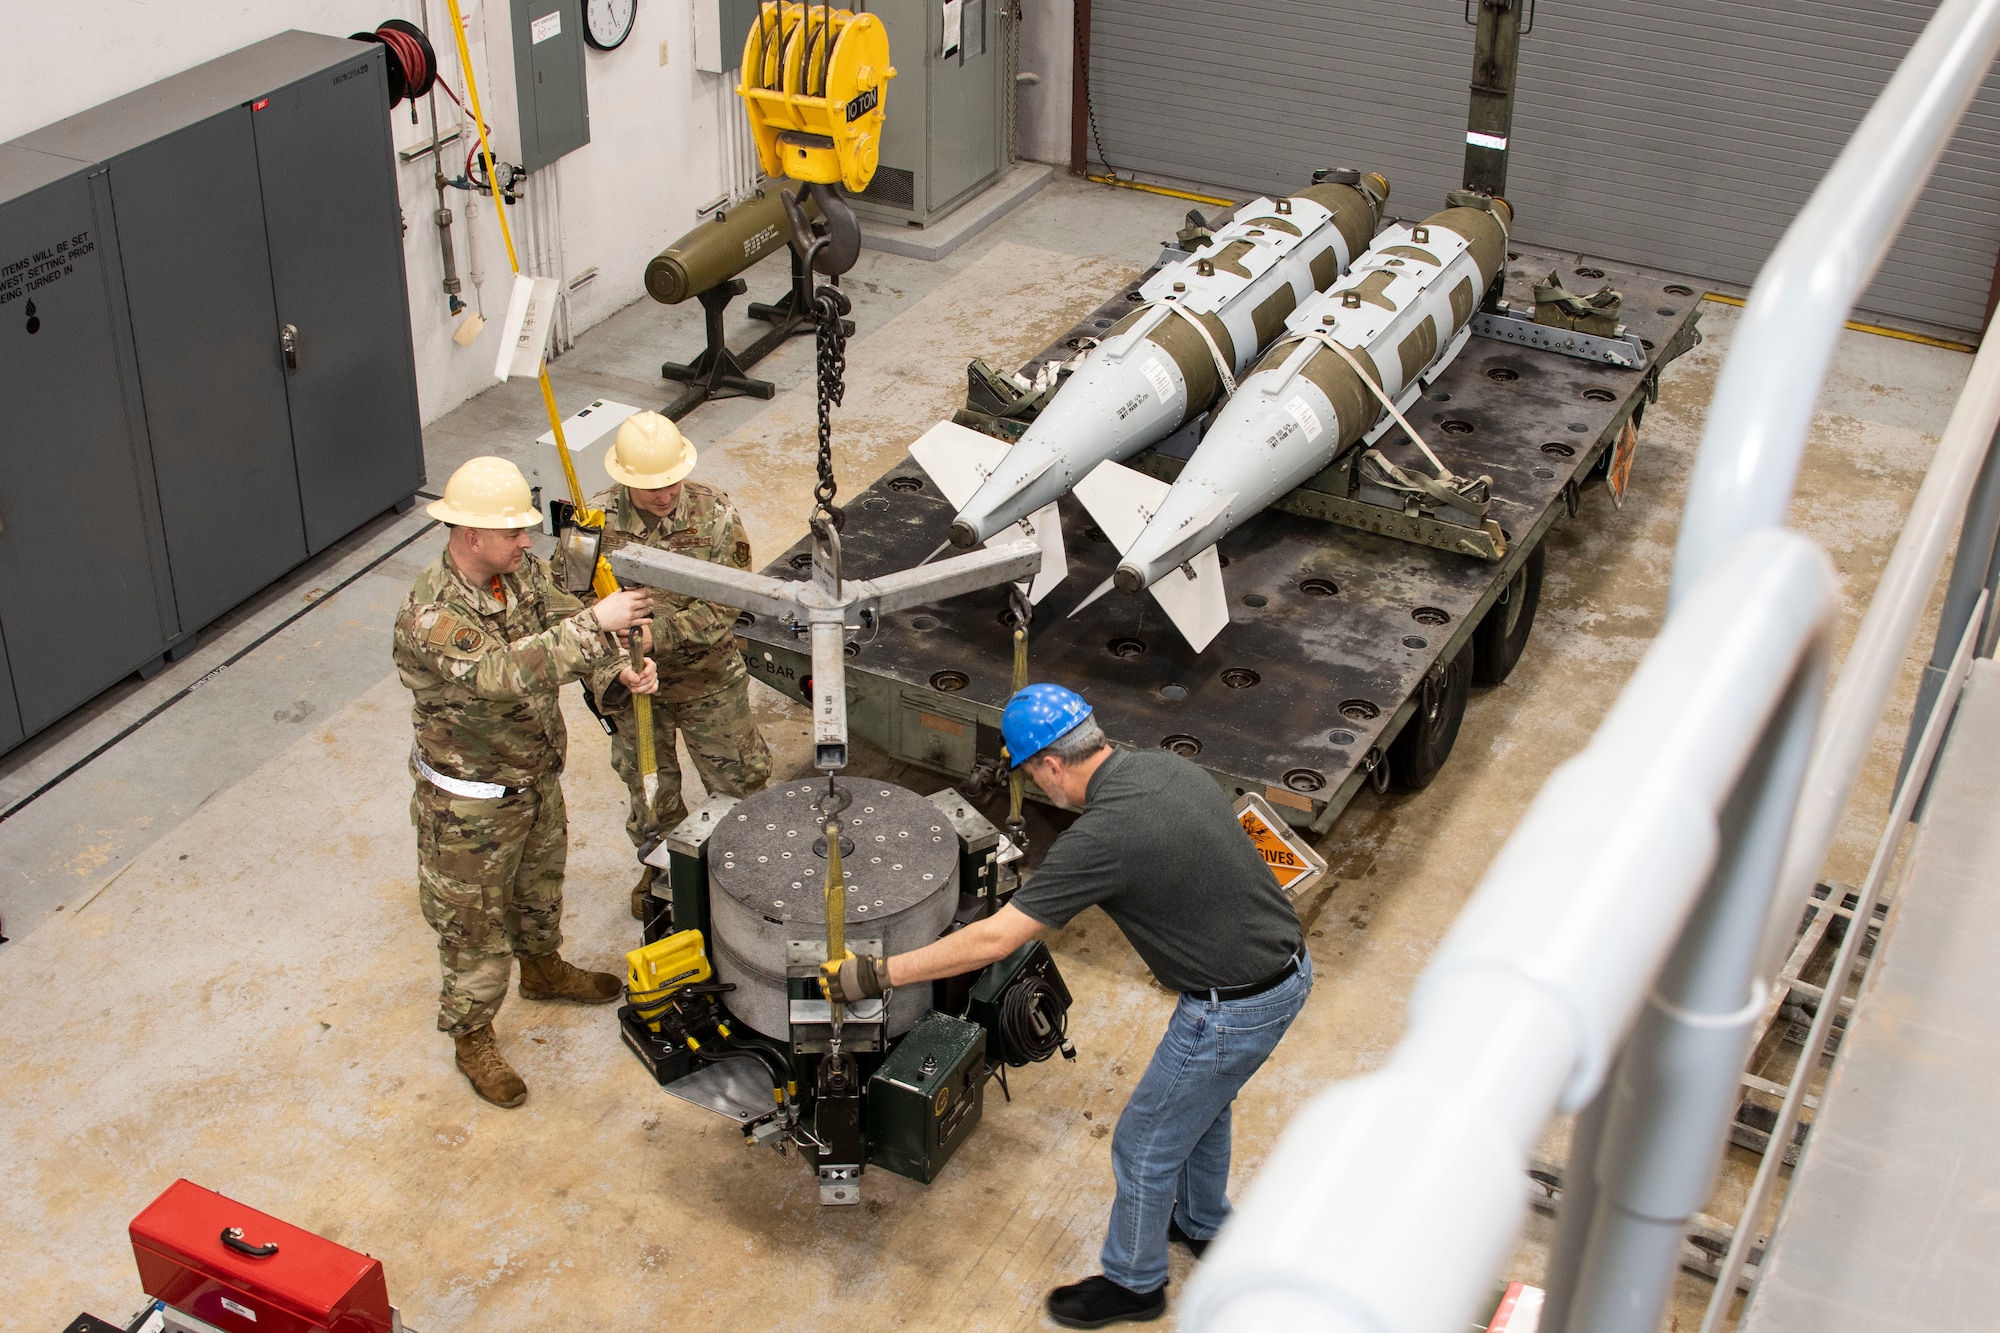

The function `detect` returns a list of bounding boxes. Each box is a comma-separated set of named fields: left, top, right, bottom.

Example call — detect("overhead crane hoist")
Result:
left=600, top=5, right=1076, bottom=1207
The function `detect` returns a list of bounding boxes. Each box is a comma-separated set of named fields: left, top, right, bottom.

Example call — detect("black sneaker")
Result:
left=1046, top=1275, right=1167, bottom=1328
left=1168, top=1218, right=1211, bottom=1258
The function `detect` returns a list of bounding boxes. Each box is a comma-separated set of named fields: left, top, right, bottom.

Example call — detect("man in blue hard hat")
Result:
left=823, top=682, right=1310, bottom=1328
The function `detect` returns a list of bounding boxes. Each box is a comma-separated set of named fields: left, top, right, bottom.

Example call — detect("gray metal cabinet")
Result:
left=0, top=623, right=21, bottom=755
left=105, top=109, right=308, bottom=628
left=253, top=63, right=425, bottom=553
left=0, top=146, right=178, bottom=734
left=0, top=32, right=423, bottom=754
left=928, top=0, right=1005, bottom=211
left=847, top=0, right=1007, bottom=227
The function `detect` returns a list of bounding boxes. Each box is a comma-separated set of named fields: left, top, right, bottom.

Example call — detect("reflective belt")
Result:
left=412, top=748, right=521, bottom=800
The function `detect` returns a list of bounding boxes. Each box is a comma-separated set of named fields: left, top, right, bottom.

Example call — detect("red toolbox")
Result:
left=129, top=1180, right=394, bottom=1333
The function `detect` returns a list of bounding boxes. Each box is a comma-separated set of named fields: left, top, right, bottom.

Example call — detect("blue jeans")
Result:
left=1099, top=951, right=1313, bottom=1291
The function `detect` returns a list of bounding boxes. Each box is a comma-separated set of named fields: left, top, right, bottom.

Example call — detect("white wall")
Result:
left=2, top=0, right=745, bottom=426
left=1015, top=0, right=1074, bottom=169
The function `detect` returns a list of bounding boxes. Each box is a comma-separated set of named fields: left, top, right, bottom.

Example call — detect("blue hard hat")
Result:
left=1002, top=683, right=1094, bottom=767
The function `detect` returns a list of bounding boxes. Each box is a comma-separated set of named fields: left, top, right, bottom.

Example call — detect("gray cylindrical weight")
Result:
left=707, top=778, right=958, bottom=1040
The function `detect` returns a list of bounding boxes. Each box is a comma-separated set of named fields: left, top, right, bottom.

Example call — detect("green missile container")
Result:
left=643, top=187, right=822, bottom=305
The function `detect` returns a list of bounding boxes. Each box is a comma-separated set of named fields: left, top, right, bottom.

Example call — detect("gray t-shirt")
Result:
left=1011, top=748, right=1302, bottom=992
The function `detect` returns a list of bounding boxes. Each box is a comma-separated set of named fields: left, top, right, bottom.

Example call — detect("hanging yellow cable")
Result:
left=444, top=0, right=602, bottom=537
left=446, top=0, right=658, bottom=812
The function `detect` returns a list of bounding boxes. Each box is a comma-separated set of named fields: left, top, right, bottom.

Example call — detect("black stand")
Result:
left=659, top=247, right=856, bottom=421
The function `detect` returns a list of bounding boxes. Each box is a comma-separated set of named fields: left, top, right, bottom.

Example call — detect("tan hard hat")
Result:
left=426, top=456, right=543, bottom=528
left=607, top=411, right=697, bottom=489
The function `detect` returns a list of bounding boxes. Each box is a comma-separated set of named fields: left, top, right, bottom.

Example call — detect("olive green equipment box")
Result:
left=866, top=1010, right=987, bottom=1184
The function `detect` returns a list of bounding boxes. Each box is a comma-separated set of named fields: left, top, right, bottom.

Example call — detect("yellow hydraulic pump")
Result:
left=626, top=929, right=714, bottom=1033
left=738, top=3, right=895, bottom=195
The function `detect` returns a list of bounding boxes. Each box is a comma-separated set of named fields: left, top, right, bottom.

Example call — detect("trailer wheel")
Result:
left=1472, top=543, right=1545, bottom=685
left=1389, top=641, right=1473, bottom=791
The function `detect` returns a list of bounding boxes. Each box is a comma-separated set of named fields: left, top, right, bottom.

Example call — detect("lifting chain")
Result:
left=811, top=278, right=853, bottom=531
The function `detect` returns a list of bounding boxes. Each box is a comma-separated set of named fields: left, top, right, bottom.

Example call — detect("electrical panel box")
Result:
left=0, top=32, right=424, bottom=756
left=867, top=1010, right=986, bottom=1183
left=512, top=0, right=590, bottom=173
left=695, top=0, right=768, bottom=74
left=843, top=0, right=1007, bottom=227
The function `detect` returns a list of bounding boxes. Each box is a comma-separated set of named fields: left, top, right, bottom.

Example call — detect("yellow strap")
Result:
left=445, top=0, right=594, bottom=522
left=449, top=0, right=645, bottom=789
left=1146, top=299, right=1236, bottom=398
left=823, top=818, right=846, bottom=1021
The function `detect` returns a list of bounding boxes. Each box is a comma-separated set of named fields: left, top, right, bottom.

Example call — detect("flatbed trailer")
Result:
left=737, top=242, right=1705, bottom=834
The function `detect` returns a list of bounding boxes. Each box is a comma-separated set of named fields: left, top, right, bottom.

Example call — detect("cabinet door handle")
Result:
left=281, top=323, right=300, bottom=372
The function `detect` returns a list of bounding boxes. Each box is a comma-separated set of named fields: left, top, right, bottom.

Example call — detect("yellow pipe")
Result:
left=1700, top=292, right=1977, bottom=354
left=1085, top=172, right=1237, bottom=209
left=445, top=0, right=518, bottom=275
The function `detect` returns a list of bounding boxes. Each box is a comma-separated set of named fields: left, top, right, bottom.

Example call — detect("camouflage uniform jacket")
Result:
left=394, top=548, right=624, bottom=788
left=566, top=482, right=753, bottom=705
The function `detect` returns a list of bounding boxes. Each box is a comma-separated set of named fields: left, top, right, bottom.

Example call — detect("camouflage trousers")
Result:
left=609, top=675, right=772, bottom=845
left=413, top=771, right=566, bottom=1036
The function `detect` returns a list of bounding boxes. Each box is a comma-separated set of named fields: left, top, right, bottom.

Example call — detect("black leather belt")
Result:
left=1187, top=947, right=1303, bottom=1003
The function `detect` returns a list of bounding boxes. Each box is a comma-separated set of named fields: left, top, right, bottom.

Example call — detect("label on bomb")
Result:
left=1140, top=357, right=1177, bottom=404
left=1284, top=395, right=1323, bottom=442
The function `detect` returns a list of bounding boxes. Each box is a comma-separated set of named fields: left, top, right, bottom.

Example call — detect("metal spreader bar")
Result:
left=612, top=535, right=1042, bottom=773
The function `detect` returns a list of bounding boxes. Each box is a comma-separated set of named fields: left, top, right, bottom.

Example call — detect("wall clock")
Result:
left=585, top=0, right=637, bottom=50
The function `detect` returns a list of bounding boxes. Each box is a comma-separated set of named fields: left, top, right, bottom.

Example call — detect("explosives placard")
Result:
left=1234, top=793, right=1328, bottom=901
left=1607, top=417, right=1640, bottom=508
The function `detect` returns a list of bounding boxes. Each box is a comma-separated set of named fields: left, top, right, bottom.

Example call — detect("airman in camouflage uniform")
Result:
left=396, top=456, right=659, bottom=1107
left=557, top=413, right=772, bottom=919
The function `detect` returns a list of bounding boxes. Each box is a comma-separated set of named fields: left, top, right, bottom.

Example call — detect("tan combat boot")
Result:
left=518, top=952, right=622, bottom=1004
left=454, top=1025, right=527, bottom=1107
left=631, top=866, right=654, bottom=922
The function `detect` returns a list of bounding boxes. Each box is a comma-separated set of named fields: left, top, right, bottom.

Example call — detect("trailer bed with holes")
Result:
left=736, top=244, right=1706, bottom=833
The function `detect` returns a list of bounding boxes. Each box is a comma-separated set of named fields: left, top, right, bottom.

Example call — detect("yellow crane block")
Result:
left=738, top=3, right=895, bottom=194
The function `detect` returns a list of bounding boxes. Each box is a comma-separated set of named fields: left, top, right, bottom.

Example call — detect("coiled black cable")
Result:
left=998, top=975, right=1076, bottom=1066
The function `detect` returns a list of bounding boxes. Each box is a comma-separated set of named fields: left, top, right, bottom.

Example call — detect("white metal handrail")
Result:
left=1699, top=587, right=1988, bottom=1332
left=1756, top=323, right=2000, bottom=983
left=1183, top=1, right=2000, bottom=1328
left=1671, top=0, right=2000, bottom=604
left=1180, top=530, right=1836, bottom=1333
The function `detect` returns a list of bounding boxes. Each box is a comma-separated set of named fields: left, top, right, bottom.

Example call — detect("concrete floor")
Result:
left=0, top=174, right=1969, bottom=1331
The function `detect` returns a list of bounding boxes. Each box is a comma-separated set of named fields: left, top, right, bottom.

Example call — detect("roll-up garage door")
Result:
left=1088, top=0, right=2000, bottom=332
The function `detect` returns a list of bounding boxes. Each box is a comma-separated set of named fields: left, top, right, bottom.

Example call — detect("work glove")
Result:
left=819, top=951, right=890, bottom=1003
